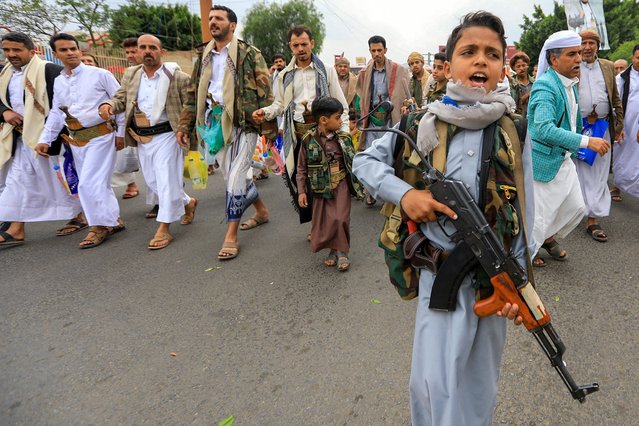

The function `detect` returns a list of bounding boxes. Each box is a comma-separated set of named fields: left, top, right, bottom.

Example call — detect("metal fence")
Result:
left=89, top=47, right=128, bottom=80
left=33, top=44, right=196, bottom=81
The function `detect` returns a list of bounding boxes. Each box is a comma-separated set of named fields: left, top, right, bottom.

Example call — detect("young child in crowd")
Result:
left=348, top=111, right=362, bottom=151
left=353, top=11, right=533, bottom=425
left=426, top=52, right=448, bottom=104
left=297, top=97, right=364, bottom=271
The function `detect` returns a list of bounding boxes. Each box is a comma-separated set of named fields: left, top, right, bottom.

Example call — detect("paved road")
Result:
left=1, top=172, right=638, bottom=425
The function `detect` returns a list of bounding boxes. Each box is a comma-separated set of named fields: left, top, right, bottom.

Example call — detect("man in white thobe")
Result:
left=99, top=34, right=197, bottom=250
left=528, top=31, right=609, bottom=266
left=36, top=33, right=125, bottom=249
left=574, top=30, right=623, bottom=243
left=0, top=32, right=83, bottom=247
left=614, top=45, right=639, bottom=198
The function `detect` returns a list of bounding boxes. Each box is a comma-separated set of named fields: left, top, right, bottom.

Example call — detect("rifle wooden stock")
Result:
left=474, top=271, right=551, bottom=330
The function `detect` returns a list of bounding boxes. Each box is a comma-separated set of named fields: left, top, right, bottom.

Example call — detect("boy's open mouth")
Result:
left=469, top=73, right=488, bottom=87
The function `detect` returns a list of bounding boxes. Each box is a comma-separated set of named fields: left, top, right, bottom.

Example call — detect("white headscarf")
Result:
left=536, top=30, right=582, bottom=79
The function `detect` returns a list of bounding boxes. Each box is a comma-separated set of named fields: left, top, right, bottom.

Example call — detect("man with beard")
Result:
left=36, top=33, right=126, bottom=249
left=0, top=32, right=83, bottom=247
left=335, top=56, right=358, bottom=110
left=573, top=30, right=623, bottom=243
left=406, top=51, right=430, bottom=109
left=99, top=34, right=198, bottom=250
left=528, top=31, right=609, bottom=266
left=357, top=35, right=410, bottom=151
left=270, top=53, right=286, bottom=77
left=356, top=35, right=410, bottom=205
left=184, top=5, right=274, bottom=260
left=252, top=25, right=349, bottom=225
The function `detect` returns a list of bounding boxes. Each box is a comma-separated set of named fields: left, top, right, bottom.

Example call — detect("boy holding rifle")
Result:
left=353, top=12, right=596, bottom=425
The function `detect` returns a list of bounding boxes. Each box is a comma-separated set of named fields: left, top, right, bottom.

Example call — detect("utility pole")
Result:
left=200, top=0, right=211, bottom=44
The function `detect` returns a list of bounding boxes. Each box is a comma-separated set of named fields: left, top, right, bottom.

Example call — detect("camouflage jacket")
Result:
left=425, top=80, right=447, bottom=105
left=185, top=36, right=274, bottom=146
left=300, top=127, right=364, bottom=200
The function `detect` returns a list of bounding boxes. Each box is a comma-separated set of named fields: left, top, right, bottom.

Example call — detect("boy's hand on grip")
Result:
left=496, top=302, right=524, bottom=326
left=400, top=189, right=458, bottom=223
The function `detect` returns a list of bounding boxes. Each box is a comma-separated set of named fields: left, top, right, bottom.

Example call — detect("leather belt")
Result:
left=130, top=121, right=173, bottom=137
left=63, top=121, right=115, bottom=147
left=403, top=230, right=450, bottom=273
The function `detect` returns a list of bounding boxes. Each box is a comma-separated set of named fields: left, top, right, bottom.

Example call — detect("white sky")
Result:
left=105, top=0, right=559, bottom=62
left=228, top=0, right=559, bottom=63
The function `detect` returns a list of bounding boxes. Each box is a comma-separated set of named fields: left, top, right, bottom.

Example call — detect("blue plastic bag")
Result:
left=576, top=118, right=608, bottom=166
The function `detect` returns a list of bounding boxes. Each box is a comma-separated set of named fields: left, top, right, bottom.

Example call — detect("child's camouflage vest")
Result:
left=302, top=127, right=364, bottom=199
left=379, top=111, right=528, bottom=300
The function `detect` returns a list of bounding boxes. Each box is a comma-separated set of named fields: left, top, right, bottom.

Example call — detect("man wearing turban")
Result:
left=527, top=30, right=610, bottom=266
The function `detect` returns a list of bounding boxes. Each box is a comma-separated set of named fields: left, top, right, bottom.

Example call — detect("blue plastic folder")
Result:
left=576, top=118, right=608, bottom=166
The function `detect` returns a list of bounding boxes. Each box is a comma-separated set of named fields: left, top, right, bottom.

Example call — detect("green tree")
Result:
left=609, top=40, right=638, bottom=62
left=242, top=0, right=325, bottom=64
left=109, top=0, right=201, bottom=50
left=0, top=0, right=68, bottom=38
left=515, top=2, right=566, bottom=66
left=58, top=0, right=110, bottom=45
left=516, top=1, right=639, bottom=64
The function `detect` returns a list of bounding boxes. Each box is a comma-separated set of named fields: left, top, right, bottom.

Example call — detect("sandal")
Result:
left=610, top=188, right=622, bottom=202
left=0, top=222, right=10, bottom=232
left=587, top=224, right=608, bottom=243
left=217, top=241, right=239, bottom=260
left=0, top=230, right=25, bottom=247
left=148, top=233, right=173, bottom=250
left=122, top=189, right=139, bottom=199
left=180, top=198, right=198, bottom=225
left=324, top=250, right=337, bottom=267
left=541, top=239, right=567, bottom=261
left=56, top=219, right=88, bottom=236
left=145, top=205, right=159, bottom=219
left=365, top=195, right=377, bottom=207
left=532, top=256, right=547, bottom=268
left=79, top=226, right=109, bottom=249
left=240, top=215, right=269, bottom=230
left=337, top=252, right=350, bottom=271
left=109, top=218, right=126, bottom=235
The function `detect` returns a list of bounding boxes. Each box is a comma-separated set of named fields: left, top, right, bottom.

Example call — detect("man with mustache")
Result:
left=183, top=5, right=275, bottom=260
left=0, top=32, right=83, bottom=247
left=528, top=30, right=610, bottom=266
left=573, top=30, right=623, bottom=243
left=252, top=25, right=349, bottom=226
left=99, top=34, right=197, bottom=250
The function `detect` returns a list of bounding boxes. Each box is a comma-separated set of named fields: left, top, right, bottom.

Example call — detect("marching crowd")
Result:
left=2, top=5, right=638, bottom=424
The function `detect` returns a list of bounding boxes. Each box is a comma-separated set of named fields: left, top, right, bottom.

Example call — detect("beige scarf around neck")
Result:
left=0, top=55, right=49, bottom=167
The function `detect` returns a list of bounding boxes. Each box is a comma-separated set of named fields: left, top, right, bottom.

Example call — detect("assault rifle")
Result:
left=358, top=101, right=599, bottom=402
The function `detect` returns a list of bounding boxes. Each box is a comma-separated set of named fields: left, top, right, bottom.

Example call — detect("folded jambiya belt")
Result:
left=59, top=106, right=116, bottom=147
left=127, top=101, right=172, bottom=144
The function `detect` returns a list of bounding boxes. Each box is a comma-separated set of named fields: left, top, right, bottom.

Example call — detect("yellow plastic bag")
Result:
left=184, top=150, right=208, bottom=190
